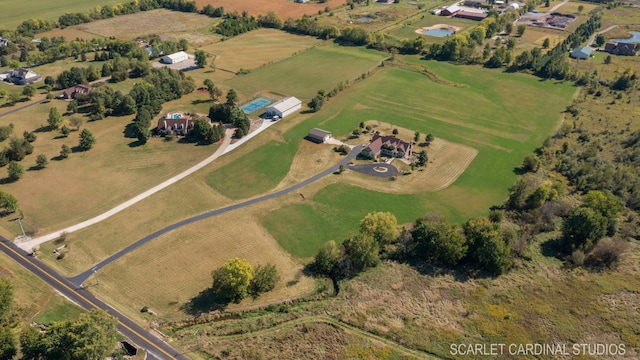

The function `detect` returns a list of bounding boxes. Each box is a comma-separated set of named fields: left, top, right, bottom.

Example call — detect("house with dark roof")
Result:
left=62, top=84, right=91, bottom=100
left=5, top=68, right=41, bottom=85
left=604, top=42, right=637, bottom=56
left=156, top=112, right=209, bottom=135
left=455, top=11, right=488, bottom=21
left=360, top=134, right=412, bottom=160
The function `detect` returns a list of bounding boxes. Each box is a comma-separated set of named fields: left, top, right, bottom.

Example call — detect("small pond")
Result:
left=357, top=17, right=375, bottom=21
left=612, top=31, right=640, bottom=43
left=422, top=28, right=454, bottom=37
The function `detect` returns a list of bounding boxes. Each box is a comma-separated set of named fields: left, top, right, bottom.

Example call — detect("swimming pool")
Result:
left=422, top=28, right=454, bottom=37
left=240, top=97, right=273, bottom=114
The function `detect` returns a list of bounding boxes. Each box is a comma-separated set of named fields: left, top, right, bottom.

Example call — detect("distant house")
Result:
left=156, top=112, right=208, bottom=135
left=376, top=0, right=394, bottom=3
left=160, top=51, right=189, bottom=64
left=505, top=3, right=519, bottom=11
left=307, top=128, right=332, bottom=143
left=441, top=5, right=461, bottom=16
left=62, top=84, right=91, bottom=100
left=360, top=134, right=412, bottom=160
left=5, top=68, right=41, bottom=85
left=455, top=11, right=488, bottom=21
left=295, top=0, right=309, bottom=3
left=604, top=42, right=637, bottom=56
left=570, top=46, right=593, bottom=59
left=0, top=38, right=8, bottom=47
left=265, top=97, right=302, bottom=119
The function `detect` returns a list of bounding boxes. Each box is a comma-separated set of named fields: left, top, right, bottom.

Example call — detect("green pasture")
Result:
left=0, top=0, right=122, bottom=29
left=224, top=44, right=388, bottom=100
left=253, top=60, right=576, bottom=257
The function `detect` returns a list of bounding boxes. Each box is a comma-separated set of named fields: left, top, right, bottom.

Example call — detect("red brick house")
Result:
left=62, top=84, right=91, bottom=100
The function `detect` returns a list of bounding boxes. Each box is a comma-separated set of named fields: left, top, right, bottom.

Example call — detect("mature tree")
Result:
left=225, top=89, right=238, bottom=106
left=60, top=125, right=71, bottom=137
left=60, top=144, right=71, bottom=158
left=463, top=217, right=511, bottom=275
left=562, top=207, right=607, bottom=251
left=137, top=127, right=151, bottom=144
left=411, top=219, right=467, bottom=265
left=582, top=190, right=620, bottom=234
left=0, top=279, right=16, bottom=360
left=67, top=100, right=78, bottom=114
left=47, top=107, right=63, bottom=130
left=359, top=212, right=399, bottom=246
left=309, top=95, right=324, bottom=112
left=594, top=34, right=605, bottom=47
left=343, top=233, right=379, bottom=273
left=313, top=240, right=341, bottom=276
left=35, top=154, right=48, bottom=169
left=20, top=310, right=118, bottom=360
left=178, top=38, right=189, bottom=51
left=23, top=131, right=36, bottom=143
left=417, top=150, right=428, bottom=167
left=22, top=85, right=36, bottom=99
left=211, top=258, right=255, bottom=302
left=0, top=325, right=17, bottom=360
left=425, top=133, right=434, bottom=145
left=578, top=4, right=584, bottom=12
left=0, top=191, right=18, bottom=213
left=413, top=131, right=420, bottom=143
left=44, top=75, right=56, bottom=88
left=542, top=37, right=550, bottom=49
left=249, top=263, right=280, bottom=298
left=517, top=24, right=526, bottom=37
left=7, top=162, right=24, bottom=181
left=195, top=49, right=207, bottom=68
left=522, top=154, right=540, bottom=173
left=70, top=116, right=83, bottom=130
left=78, top=129, right=96, bottom=151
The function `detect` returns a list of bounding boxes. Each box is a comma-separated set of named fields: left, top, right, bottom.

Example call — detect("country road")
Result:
left=0, top=238, right=187, bottom=360
left=69, top=145, right=364, bottom=285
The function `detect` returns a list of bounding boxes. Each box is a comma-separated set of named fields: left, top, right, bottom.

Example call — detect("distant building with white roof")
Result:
left=265, top=97, right=302, bottom=118
left=160, top=51, right=189, bottom=64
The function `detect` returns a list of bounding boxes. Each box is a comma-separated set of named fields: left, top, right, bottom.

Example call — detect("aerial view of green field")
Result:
left=0, top=0, right=638, bottom=359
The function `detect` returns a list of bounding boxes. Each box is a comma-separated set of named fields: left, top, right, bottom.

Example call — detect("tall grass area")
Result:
left=251, top=60, right=576, bottom=257
left=0, top=0, right=122, bottom=28
left=224, top=44, right=388, bottom=100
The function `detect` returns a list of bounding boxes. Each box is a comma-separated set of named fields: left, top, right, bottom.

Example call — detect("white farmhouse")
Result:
left=265, top=97, right=302, bottom=118
left=160, top=51, right=189, bottom=64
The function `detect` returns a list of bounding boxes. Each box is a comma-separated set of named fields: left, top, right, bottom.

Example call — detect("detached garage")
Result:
left=161, top=51, right=189, bottom=64
left=307, top=128, right=332, bottom=143
left=266, top=97, right=302, bottom=118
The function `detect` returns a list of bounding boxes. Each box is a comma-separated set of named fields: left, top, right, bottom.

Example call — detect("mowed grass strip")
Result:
left=259, top=61, right=575, bottom=257
left=0, top=0, right=121, bottom=28
left=88, top=210, right=315, bottom=323
left=200, top=29, right=322, bottom=73
left=225, top=44, right=388, bottom=100
left=76, top=9, right=217, bottom=39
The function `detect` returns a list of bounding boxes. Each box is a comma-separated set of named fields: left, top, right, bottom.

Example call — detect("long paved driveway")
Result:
left=0, top=237, right=187, bottom=360
left=69, top=146, right=364, bottom=286
left=17, top=128, right=235, bottom=252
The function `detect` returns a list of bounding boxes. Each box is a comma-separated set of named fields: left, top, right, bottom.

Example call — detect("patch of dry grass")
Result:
left=556, top=1, right=599, bottom=15
left=87, top=210, right=315, bottom=324
left=37, top=28, right=100, bottom=41
left=76, top=9, right=217, bottom=40
left=199, top=29, right=322, bottom=73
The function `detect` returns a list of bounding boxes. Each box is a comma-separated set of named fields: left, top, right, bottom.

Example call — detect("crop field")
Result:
left=0, top=0, right=121, bottom=28
left=87, top=210, right=315, bottom=323
left=257, top=60, right=576, bottom=257
left=384, top=15, right=478, bottom=43
left=199, top=29, right=322, bottom=73
left=37, top=27, right=101, bottom=41
left=196, top=0, right=347, bottom=19
left=225, top=44, right=388, bottom=100
left=516, top=26, right=566, bottom=52
left=76, top=9, right=217, bottom=41
left=0, top=99, right=218, bottom=238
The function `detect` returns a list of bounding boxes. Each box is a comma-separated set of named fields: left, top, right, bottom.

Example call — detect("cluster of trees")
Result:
left=215, top=13, right=260, bottom=37
left=211, top=258, right=280, bottom=303
left=186, top=116, right=226, bottom=144
left=207, top=89, right=250, bottom=138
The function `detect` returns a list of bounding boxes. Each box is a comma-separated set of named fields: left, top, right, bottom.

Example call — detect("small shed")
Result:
left=570, top=46, right=593, bottom=59
left=161, top=51, right=189, bottom=64
left=307, top=128, right=332, bottom=143
left=266, top=97, right=302, bottom=119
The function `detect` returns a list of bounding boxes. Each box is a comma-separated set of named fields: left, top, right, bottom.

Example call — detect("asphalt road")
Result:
left=0, top=98, right=47, bottom=118
left=69, top=145, right=364, bottom=286
left=0, top=238, right=188, bottom=360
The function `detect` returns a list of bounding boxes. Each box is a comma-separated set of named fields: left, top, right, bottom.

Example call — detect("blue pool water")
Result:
left=173, top=113, right=180, bottom=119
left=240, top=97, right=273, bottom=114
left=422, top=28, right=454, bottom=37
left=612, top=31, right=640, bottom=43
left=358, top=17, right=374, bottom=21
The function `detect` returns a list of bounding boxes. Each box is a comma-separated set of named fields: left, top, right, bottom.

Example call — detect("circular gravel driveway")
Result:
left=348, top=163, right=398, bottom=178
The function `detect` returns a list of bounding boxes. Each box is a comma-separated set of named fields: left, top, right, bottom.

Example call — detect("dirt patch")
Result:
left=196, top=0, right=347, bottom=19
left=415, top=24, right=463, bottom=35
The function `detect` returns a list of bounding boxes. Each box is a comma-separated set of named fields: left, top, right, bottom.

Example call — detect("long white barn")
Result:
left=266, top=97, right=302, bottom=118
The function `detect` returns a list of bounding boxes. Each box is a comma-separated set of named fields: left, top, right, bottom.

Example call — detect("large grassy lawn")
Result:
left=0, top=0, right=121, bottom=28
left=199, top=29, right=322, bottom=73
left=224, top=44, right=388, bottom=100
left=257, top=60, right=576, bottom=257
left=384, top=15, right=477, bottom=43
left=0, top=98, right=218, bottom=238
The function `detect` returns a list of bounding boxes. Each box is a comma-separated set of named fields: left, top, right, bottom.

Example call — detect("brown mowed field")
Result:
left=196, top=0, right=347, bottom=19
